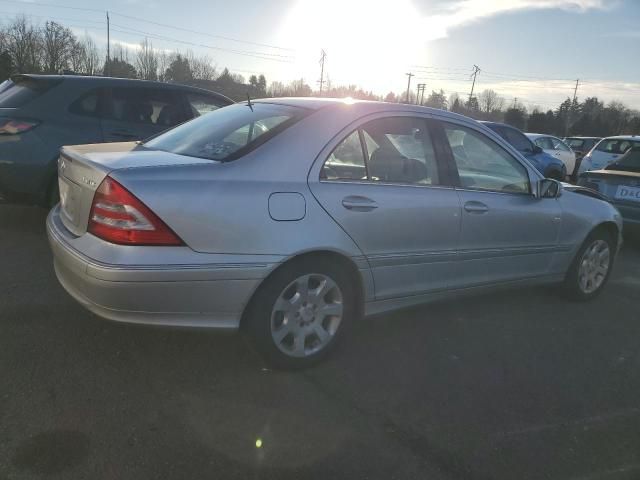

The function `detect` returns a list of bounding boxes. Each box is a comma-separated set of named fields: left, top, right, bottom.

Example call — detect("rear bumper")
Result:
left=46, top=206, right=274, bottom=329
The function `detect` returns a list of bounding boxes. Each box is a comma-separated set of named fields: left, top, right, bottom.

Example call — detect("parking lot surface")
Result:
left=2, top=204, right=640, bottom=480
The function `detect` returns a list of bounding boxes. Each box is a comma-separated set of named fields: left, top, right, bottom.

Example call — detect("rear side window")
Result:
left=0, top=77, right=61, bottom=108
left=105, top=88, right=189, bottom=127
left=144, top=102, right=307, bottom=162
left=321, top=117, right=440, bottom=186
left=69, top=89, right=103, bottom=117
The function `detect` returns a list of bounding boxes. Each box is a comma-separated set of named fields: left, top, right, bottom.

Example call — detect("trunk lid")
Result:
left=579, top=170, right=640, bottom=205
left=58, top=142, right=215, bottom=236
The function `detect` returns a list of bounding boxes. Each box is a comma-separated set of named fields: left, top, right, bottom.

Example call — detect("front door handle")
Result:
left=464, top=201, right=489, bottom=214
left=342, top=196, right=378, bottom=212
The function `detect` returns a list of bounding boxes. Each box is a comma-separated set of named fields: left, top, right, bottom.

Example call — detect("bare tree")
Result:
left=80, top=36, right=100, bottom=75
left=136, top=38, right=158, bottom=80
left=5, top=16, right=42, bottom=73
left=42, top=21, right=75, bottom=73
left=478, top=89, right=504, bottom=114
left=186, top=51, right=216, bottom=81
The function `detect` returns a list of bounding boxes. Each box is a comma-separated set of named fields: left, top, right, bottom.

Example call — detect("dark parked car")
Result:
left=0, top=74, right=232, bottom=206
left=481, top=122, right=566, bottom=180
left=578, top=146, right=640, bottom=238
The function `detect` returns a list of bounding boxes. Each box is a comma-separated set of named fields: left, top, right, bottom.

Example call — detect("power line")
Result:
left=109, top=12, right=295, bottom=52
left=0, top=0, right=296, bottom=52
left=109, top=24, right=295, bottom=63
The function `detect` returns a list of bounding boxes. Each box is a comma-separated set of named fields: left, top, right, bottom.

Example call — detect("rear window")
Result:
left=596, top=138, right=640, bottom=154
left=144, top=102, right=308, bottom=162
left=566, top=138, right=585, bottom=149
left=0, top=77, right=60, bottom=108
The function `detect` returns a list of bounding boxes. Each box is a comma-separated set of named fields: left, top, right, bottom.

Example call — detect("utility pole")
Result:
left=318, top=49, right=327, bottom=96
left=405, top=72, right=414, bottom=103
left=565, top=78, right=580, bottom=136
left=416, top=83, right=426, bottom=105
left=106, top=11, right=110, bottom=76
left=468, top=64, right=480, bottom=104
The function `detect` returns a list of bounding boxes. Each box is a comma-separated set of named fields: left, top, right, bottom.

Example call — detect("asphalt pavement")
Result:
left=2, top=204, right=640, bottom=480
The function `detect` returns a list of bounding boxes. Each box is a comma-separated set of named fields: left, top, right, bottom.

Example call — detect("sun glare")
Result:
left=277, top=0, right=428, bottom=93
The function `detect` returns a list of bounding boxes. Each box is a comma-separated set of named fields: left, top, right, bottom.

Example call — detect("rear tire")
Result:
left=562, top=229, right=615, bottom=301
left=244, top=258, right=356, bottom=370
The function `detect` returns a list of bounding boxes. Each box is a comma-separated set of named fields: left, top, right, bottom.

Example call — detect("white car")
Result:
left=526, top=134, right=576, bottom=179
left=578, top=136, right=640, bottom=175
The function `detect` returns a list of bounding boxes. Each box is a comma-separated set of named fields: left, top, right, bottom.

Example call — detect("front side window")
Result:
left=145, top=102, right=307, bottom=162
left=444, top=123, right=530, bottom=194
left=321, top=117, right=440, bottom=186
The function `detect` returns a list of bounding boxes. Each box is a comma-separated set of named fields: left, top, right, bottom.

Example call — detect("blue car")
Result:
left=482, top=122, right=567, bottom=181
left=0, top=74, right=232, bottom=206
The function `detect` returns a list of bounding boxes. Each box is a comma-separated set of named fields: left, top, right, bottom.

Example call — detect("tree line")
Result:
left=1, top=16, right=638, bottom=136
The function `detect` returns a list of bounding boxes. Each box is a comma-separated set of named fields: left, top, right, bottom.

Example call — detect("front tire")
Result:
left=562, top=230, right=614, bottom=301
left=244, top=258, right=356, bottom=369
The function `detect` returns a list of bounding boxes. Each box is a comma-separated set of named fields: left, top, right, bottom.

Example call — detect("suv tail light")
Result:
left=0, top=117, right=39, bottom=135
left=88, top=177, right=184, bottom=246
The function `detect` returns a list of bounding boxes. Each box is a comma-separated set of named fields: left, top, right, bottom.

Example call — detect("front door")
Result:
left=309, top=115, right=461, bottom=300
left=437, top=121, right=561, bottom=287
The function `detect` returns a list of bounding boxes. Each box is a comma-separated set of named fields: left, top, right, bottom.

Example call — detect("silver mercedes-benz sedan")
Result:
left=47, top=98, right=623, bottom=368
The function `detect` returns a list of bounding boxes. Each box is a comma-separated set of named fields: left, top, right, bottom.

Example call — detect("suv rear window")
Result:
left=144, top=102, right=308, bottom=162
left=0, top=77, right=61, bottom=108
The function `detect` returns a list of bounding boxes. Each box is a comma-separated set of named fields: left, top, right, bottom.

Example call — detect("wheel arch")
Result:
left=240, top=249, right=366, bottom=331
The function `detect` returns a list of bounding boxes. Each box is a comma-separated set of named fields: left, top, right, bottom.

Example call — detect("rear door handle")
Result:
left=342, top=196, right=378, bottom=212
left=464, top=201, right=489, bottom=214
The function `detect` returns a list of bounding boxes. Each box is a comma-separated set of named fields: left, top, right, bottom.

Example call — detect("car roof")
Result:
left=565, top=136, right=601, bottom=140
left=11, top=74, right=233, bottom=103
left=253, top=97, right=474, bottom=119
left=600, top=135, right=640, bottom=140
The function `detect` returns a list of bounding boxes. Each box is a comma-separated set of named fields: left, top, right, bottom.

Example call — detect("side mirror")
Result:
left=532, top=145, right=543, bottom=154
left=537, top=178, right=563, bottom=199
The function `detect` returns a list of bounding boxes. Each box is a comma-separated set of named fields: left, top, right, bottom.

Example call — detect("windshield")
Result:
left=566, top=138, right=585, bottom=149
left=596, top=138, right=640, bottom=155
left=145, top=102, right=307, bottom=161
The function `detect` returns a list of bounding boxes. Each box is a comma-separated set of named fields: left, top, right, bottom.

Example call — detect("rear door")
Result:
left=100, top=87, right=190, bottom=142
left=309, top=114, right=461, bottom=300
left=436, top=121, right=562, bottom=287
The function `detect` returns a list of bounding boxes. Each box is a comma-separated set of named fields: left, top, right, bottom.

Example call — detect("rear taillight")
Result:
left=0, top=117, right=39, bottom=135
left=88, top=177, right=184, bottom=246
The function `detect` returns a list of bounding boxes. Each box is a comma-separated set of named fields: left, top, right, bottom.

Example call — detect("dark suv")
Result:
left=0, top=74, right=233, bottom=206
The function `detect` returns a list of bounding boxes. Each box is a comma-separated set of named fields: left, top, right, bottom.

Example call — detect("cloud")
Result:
left=420, top=0, right=614, bottom=41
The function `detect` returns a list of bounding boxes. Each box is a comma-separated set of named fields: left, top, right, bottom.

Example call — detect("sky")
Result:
left=1, top=0, right=639, bottom=110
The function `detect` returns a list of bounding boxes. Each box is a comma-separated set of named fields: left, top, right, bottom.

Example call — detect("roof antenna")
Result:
left=246, top=93, right=254, bottom=112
